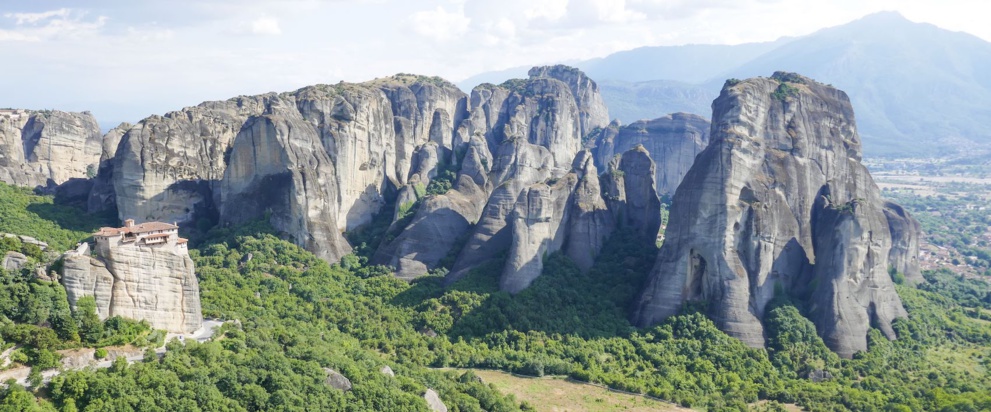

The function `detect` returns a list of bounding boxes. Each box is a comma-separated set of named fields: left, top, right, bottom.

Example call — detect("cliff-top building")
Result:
left=61, top=220, right=202, bottom=333
left=93, top=219, right=188, bottom=254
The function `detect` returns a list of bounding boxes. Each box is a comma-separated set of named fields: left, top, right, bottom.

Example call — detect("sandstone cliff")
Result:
left=588, top=113, right=710, bottom=195
left=62, top=239, right=203, bottom=333
left=0, top=109, right=102, bottom=188
left=883, top=201, right=924, bottom=284
left=375, top=67, right=610, bottom=279
left=632, top=73, right=909, bottom=357
left=601, top=146, right=662, bottom=242
left=221, top=98, right=352, bottom=263
left=95, top=75, right=469, bottom=262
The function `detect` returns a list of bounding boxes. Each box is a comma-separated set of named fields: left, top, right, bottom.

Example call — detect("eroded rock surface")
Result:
left=376, top=66, right=609, bottom=279
left=883, top=201, right=923, bottom=284
left=0, top=109, right=102, bottom=188
left=588, top=113, right=710, bottom=195
left=221, top=99, right=352, bottom=263
left=633, top=73, right=908, bottom=357
left=62, top=230, right=202, bottom=333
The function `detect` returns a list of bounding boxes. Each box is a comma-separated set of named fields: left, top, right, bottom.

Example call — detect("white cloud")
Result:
left=251, top=17, right=282, bottom=35
left=409, top=6, right=470, bottom=42
left=0, top=9, right=106, bottom=42
left=4, top=8, right=72, bottom=25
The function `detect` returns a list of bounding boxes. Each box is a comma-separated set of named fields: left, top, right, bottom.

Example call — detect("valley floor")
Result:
left=445, top=368, right=689, bottom=412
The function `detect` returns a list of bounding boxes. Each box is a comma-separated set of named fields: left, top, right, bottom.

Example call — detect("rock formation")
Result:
left=587, top=113, right=710, bottom=195
left=2, top=251, right=28, bottom=272
left=601, top=146, right=662, bottom=242
left=883, top=201, right=923, bottom=284
left=61, top=220, right=202, bottom=333
left=632, top=73, right=909, bottom=358
left=0, top=109, right=102, bottom=189
left=221, top=99, right=352, bottom=262
left=322, top=368, right=353, bottom=391
left=423, top=389, right=448, bottom=412
left=375, top=66, right=611, bottom=279
left=91, top=75, right=471, bottom=263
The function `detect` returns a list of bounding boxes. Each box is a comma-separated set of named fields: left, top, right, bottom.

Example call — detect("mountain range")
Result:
left=459, top=12, right=991, bottom=157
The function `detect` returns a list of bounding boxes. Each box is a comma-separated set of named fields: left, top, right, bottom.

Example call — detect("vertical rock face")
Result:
left=62, top=228, right=203, bottom=333
left=528, top=65, right=610, bottom=138
left=588, top=113, right=710, bottom=195
left=99, top=75, right=469, bottom=263
left=221, top=99, right=353, bottom=263
left=376, top=66, right=610, bottom=279
left=0, top=109, right=102, bottom=188
left=111, top=96, right=266, bottom=225
left=883, top=201, right=923, bottom=284
left=565, top=151, right=613, bottom=272
left=87, top=122, right=133, bottom=214
left=633, top=73, right=907, bottom=357
left=501, top=173, right=578, bottom=293
left=602, top=146, right=662, bottom=241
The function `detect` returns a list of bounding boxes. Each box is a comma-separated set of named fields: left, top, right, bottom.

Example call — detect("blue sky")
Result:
left=0, top=0, right=987, bottom=127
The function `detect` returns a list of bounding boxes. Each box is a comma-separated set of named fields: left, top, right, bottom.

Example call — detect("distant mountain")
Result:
left=459, top=12, right=991, bottom=157
left=723, top=12, right=991, bottom=156
left=457, top=40, right=788, bottom=91
left=579, top=40, right=790, bottom=84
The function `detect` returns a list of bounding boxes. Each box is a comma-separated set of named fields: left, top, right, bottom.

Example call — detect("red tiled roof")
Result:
left=177, top=238, right=188, bottom=245
left=93, top=221, right=178, bottom=237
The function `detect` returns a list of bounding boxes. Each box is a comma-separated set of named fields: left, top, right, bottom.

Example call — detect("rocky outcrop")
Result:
left=96, top=75, right=470, bottom=263
left=62, top=232, right=202, bottom=333
left=2, top=251, right=28, bottom=272
left=883, top=201, right=923, bottom=284
left=87, top=123, right=133, bottom=214
left=372, top=135, right=493, bottom=279
left=564, top=151, right=613, bottom=272
left=221, top=99, right=352, bottom=263
left=376, top=67, right=610, bottom=279
left=423, top=389, right=448, bottom=412
left=501, top=173, right=578, bottom=293
left=110, top=96, right=265, bottom=225
left=322, top=368, right=353, bottom=391
left=588, top=113, right=710, bottom=195
left=0, top=109, right=102, bottom=188
left=602, top=147, right=662, bottom=241
left=633, top=73, right=907, bottom=357
left=528, top=65, right=610, bottom=138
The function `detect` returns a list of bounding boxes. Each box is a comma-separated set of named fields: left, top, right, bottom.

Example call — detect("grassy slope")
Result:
left=0, top=183, right=115, bottom=251
left=455, top=369, right=688, bottom=412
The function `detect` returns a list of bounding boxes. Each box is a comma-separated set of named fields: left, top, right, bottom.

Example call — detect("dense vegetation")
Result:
left=1, top=181, right=990, bottom=411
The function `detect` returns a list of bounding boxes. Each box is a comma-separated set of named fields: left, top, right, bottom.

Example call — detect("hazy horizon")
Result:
left=1, top=0, right=988, bottom=127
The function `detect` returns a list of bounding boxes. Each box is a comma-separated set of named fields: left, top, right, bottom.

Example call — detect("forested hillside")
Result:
left=1, top=182, right=990, bottom=411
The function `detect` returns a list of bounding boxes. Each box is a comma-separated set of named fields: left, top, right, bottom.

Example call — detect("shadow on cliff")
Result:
left=389, top=230, right=658, bottom=340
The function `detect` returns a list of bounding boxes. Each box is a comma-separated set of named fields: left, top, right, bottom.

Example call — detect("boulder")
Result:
left=322, top=368, right=352, bottom=391
left=423, top=389, right=448, bottom=412
left=2, top=251, right=28, bottom=271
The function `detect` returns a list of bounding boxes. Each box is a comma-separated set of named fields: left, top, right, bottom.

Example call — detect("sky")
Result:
left=1, top=0, right=988, bottom=127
